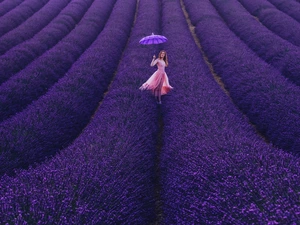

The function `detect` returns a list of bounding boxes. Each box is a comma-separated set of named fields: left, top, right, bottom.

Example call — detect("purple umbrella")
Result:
left=139, top=33, right=168, bottom=45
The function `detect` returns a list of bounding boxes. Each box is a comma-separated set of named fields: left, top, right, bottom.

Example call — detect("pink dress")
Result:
left=139, top=59, right=173, bottom=96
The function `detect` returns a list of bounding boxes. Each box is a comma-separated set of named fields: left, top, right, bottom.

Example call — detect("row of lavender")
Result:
left=184, top=0, right=300, bottom=153
left=0, top=0, right=49, bottom=37
left=160, top=0, right=299, bottom=223
left=0, top=0, right=71, bottom=55
left=238, top=0, right=300, bottom=47
left=208, top=0, right=300, bottom=87
left=0, top=0, right=128, bottom=176
left=0, top=0, right=23, bottom=17
left=267, top=0, right=300, bottom=23
left=0, top=0, right=94, bottom=83
left=0, top=0, right=112, bottom=123
left=0, top=0, right=162, bottom=223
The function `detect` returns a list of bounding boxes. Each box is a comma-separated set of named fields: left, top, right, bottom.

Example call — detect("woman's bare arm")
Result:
left=150, top=55, right=158, bottom=66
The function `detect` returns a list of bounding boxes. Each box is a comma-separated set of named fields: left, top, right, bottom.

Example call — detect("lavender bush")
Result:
left=0, top=0, right=115, bottom=122
left=267, top=0, right=300, bottom=23
left=0, top=0, right=71, bottom=55
left=160, top=0, right=300, bottom=223
left=0, top=0, right=49, bottom=37
left=0, top=0, right=23, bottom=17
left=0, top=0, right=161, bottom=223
left=0, top=0, right=135, bottom=176
left=238, top=0, right=300, bottom=47
left=183, top=0, right=300, bottom=153
left=208, top=0, right=300, bottom=87
left=0, top=0, right=93, bottom=83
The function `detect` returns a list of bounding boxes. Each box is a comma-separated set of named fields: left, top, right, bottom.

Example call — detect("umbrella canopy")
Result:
left=139, top=33, right=168, bottom=45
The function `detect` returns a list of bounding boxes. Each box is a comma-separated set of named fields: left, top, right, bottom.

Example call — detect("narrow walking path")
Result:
left=154, top=106, right=164, bottom=224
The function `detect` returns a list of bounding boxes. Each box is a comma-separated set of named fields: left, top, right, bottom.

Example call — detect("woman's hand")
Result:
left=153, top=55, right=156, bottom=59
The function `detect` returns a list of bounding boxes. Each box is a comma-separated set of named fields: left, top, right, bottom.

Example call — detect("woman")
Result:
left=139, top=50, right=173, bottom=104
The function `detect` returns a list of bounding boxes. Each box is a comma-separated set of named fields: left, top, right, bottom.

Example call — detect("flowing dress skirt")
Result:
left=139, top=70, right=173, bottom=95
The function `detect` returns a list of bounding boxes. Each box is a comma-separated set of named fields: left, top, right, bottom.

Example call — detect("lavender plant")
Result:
left=0, top=0, right=161, bottom=223
left=0, top=0, right=94, bottom=83
left=267, top=0, right=300, bottom=23
left=0, top=0, right=71, bottom=55
left=208, top=0, right=300, bottom=87
left=0, top=0, right=135, bottom=176
left=0, top=0, right=23, bottom=17
left=160, top=0, right=300, bottom=223
left=183, top=0, right=300, bottom=153
left=238, top=0, right=300, bottom=47
left=0, top=0, right=115, bottom=122
left=0, top=0, right=49, bottom=37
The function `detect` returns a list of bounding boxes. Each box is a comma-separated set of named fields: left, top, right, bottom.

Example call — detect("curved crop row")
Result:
left=208, top=0, right=300, bottom=87
left=0, top=0, right=135, bottom=176
left=267, top=0, right=300, bottom=23
left=183, top=0, right=300, bottom=153
left=238, top=0, right=300, bottom=47
left=0, top=0, right=71, bottom=55
left=0, top=0, right=161, bottom=223
left=160, top=0, right=300, bottom=223
left=0, top=0, right=23, bottom=17
left=0, top=0, right=94, bottom=84
left=0, top=0, right=49, bottom=37
left=0, top=0, right=115, bottom=122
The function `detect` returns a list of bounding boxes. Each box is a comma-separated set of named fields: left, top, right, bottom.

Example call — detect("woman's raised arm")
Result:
left=150, top=55, right=158, bottom=66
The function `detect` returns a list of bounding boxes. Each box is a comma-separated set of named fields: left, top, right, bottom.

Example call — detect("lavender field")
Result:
left=0, top=0, right=299, bottom=224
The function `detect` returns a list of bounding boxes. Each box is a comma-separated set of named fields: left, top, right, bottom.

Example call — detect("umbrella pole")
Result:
left=152, top=49, right=156, bottom=58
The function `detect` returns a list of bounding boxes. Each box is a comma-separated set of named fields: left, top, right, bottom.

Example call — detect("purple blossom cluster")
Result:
left=0, top=0, right=71, bottom=55
left=0, top=0, right=23, bottom=17
left=183, top=0, right=300, bottom=153
left=238, top=0, right=300, bottom=47
left=0, top=0, right=162, bottom=223
left=0, top=0, right=134, bottom=176
left=0, top=0, right=116, bottom=122
left=159, top=0, right=300, bottom=223
left=267, top=0, right=300, bottom=23
left=0, top=0, right=49, bottom=37
left=208, top=0, right=300, bottom=87
left=0, top=0, right=94, bottom=83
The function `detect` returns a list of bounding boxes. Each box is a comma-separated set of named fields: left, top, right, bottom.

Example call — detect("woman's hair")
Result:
left=159, top=50, right=168, bottom=67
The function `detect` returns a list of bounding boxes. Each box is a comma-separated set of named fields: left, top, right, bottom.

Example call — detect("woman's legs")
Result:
left=157, top=92, right=161, bottom=104
left=154, top=81, right=163, bottom=104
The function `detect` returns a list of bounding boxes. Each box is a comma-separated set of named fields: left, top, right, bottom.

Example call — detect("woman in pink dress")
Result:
left=139, top=50, right=173, bottom=104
